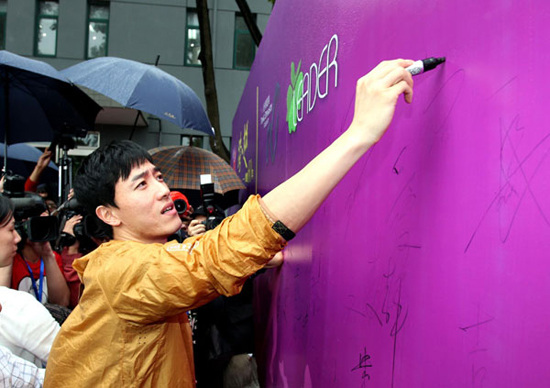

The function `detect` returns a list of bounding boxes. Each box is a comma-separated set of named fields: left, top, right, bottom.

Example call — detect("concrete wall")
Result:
left=4, top=0, right=272, bottom=152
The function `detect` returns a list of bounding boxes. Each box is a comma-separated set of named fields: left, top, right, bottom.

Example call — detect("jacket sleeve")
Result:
left=101, top=195, right=286, bottom=324
left=24, top=177, right=38, bottom=192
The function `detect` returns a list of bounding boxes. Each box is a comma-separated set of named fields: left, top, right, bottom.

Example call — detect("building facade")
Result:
left=1, top=0, right=272, bottom=155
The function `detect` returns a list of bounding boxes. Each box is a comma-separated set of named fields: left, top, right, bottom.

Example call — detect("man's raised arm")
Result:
left=261, top=59, right=415, bottom=236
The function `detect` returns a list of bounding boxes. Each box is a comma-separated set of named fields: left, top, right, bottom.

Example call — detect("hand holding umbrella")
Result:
left=25, top=148, right=53, bottom=191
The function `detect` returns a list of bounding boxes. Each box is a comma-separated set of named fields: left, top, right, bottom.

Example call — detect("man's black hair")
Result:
left=0, top=195, right=14, bottom=227
left=73, top=140, right=153, bottom=217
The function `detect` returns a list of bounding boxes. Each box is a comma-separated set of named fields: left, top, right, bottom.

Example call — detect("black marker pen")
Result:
left=406, top=57, right=446, bottom=76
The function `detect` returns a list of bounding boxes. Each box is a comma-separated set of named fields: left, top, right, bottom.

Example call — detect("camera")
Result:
left=3, top=173, right=59, bottom=243
left=56, top=197, right=111, bottom=247
left=199, top=174, right=226, bottom=231
left=170, top=191, right=191, bottom=219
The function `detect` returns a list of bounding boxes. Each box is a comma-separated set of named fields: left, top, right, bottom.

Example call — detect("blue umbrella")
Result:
left=60, top=56, right=214, bottom=136
left=0, top=51, right=101, bottom=168
left=0, top=142, right=58, bottom=187
left=0, top=142, right=58, bottom=169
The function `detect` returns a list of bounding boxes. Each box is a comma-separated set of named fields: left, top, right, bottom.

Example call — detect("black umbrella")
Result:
left=0, top=50, right=101, bottom=169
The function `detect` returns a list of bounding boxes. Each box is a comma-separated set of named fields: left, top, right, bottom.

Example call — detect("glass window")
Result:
left=185, top=9, right=201, bottom=66
left=35, top=1, right=59, bottom=57
left=233, top=13, right=256, bottom=70
left=75, top=131, right=100, bottom=148
left=86, top=2, right=109, bottom=58
left=0, top=1, right=6, bottom=50
left=181, top=135, right=204, bottom=148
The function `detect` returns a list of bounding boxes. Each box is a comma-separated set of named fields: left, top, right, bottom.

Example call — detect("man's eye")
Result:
left=157, top=174, right=164, bottom=181
left=136, top=181, right=146, bottom=189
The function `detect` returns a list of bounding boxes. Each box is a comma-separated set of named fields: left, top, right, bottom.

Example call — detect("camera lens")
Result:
left=173, top=199, right=188, bottom=215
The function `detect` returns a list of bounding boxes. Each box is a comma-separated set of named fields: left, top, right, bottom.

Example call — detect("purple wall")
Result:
left=232, top=1, right=550, bottom=386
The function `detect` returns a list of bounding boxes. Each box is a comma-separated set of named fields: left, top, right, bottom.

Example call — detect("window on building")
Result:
left=185, top=9, right=201, bottom=66
left=181, top=135, right=204, bottom=148
left=0, top=1, right=7, bottom=50
left=35, top=0, right=59, bottom=57
left=86, top=1, right=109, bottom=58
left=233, top=13, right=256, bottom=70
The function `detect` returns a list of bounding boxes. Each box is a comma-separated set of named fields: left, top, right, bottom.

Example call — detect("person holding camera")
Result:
left=188, top=205, right=281, bottom=388
left=168, top=191, right=194, bottom=241
left=59, top=213, right=84, bottom=309
left=44, top=59, right=415, bottom=387
left=187, top=206, right=207, bottom=237
left=11, top=216, right=70, bottom=308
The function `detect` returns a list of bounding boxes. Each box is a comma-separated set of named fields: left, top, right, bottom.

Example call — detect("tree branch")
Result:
left=235, top=0, right=262, bottom=47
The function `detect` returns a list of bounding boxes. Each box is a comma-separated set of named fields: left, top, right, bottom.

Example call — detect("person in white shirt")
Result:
left=0, top=194, right=60, bottom=388
left=0, top=286, right=60, bottom=367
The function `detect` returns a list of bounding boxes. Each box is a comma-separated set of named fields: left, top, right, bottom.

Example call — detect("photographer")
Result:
left=167, top=191, right=193, bottom=241
left=12, top=223, right=70, bottom=307
left=187, top=189, right=282, bottom=388
left=59, top=214, right=83, bottom=309
left=187, top=206, right=207, bottom=237
left=55, top=190, right=112, bottom=309
left=1, top=173, right=70, bottom=308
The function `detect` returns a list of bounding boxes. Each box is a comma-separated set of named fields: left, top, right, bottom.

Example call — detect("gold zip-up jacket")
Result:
left=44, top=195, right=285, bottom=387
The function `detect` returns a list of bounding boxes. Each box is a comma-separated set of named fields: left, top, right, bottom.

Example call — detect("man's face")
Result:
left=0, top=216, right=20, bottom=266
left=109, top=161, right=182, bottom=244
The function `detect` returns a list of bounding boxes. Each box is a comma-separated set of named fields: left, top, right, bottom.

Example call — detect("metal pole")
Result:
left=3, top=68, right=9, bottom=171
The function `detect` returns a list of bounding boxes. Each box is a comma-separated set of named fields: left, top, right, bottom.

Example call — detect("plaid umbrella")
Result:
left=149, top=145, right=245, bottom=194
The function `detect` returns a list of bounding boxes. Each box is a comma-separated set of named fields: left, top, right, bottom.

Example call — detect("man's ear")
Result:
left=96, top=205, right=121, bottom=227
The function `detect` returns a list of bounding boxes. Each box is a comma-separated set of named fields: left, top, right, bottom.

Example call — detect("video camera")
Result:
left=55, top=197, right=111, bottom=246
left=199, top=174, right=226, bottom=231
left=2, top=174, right=59, bottom=243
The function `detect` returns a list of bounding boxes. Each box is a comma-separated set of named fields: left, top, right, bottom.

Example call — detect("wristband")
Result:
left=272, top=220, right=295, bottom=241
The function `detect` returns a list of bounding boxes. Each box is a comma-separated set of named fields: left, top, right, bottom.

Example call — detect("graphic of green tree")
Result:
left=286, top=61, right=303, bottom=134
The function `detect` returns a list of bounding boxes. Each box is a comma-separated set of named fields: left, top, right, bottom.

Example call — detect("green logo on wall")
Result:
left=284, top=34, right=339, bottom=135
left=286, top=61, right=303, bottom=134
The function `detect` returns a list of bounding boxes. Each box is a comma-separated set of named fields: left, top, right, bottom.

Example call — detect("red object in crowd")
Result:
left=169, top=191, right=191, bottom=218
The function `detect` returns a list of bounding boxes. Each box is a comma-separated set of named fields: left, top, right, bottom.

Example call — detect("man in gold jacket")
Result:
left=44, top=59, right=415, bottom=387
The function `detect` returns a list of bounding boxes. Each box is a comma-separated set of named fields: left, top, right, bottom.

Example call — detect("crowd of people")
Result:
left=0, top=143, right=279, bottom=387
left=0, top=58, right=415, bottom=387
